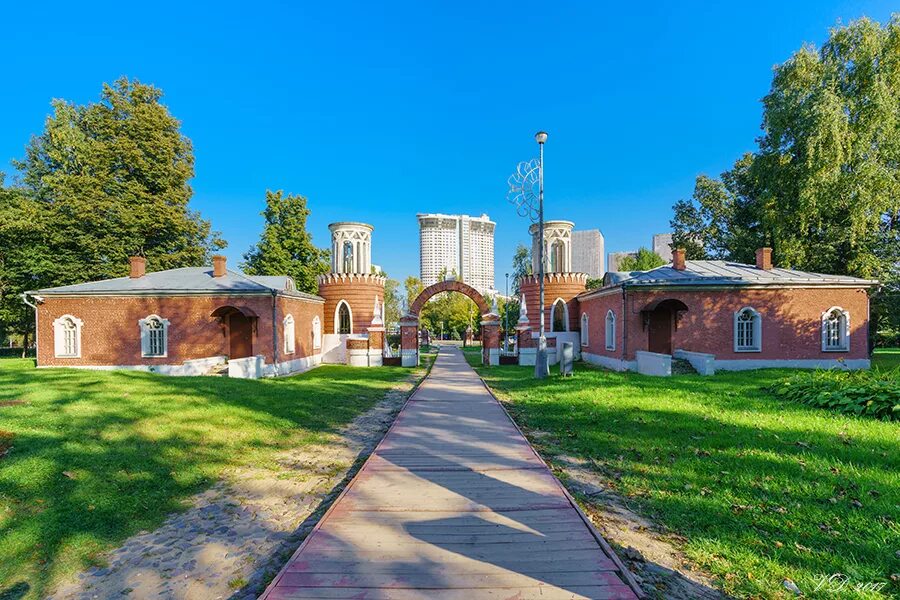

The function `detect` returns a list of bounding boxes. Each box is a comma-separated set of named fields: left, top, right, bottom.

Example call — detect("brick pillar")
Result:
left=400, top=316, right=419, bottom=367
left=481, top=315, right=500, bottom=366
left=367, top=327, right=384, bottom=367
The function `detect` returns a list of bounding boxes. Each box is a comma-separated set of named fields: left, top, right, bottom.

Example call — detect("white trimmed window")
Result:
left=550, top=298, right=568, bottom=332
left=580, top=313, right=589, bottom=346
left=734, top=307, right=761, bottom=352
left=822, top=307, right=849, bottom=352
left=336, top=300, right=352, bottom=334
left=312, top=316, right=322, bottom=349
left=605, top=310, right=616, bottom=351
left=54, top=315, right=83, bottom=358
left=283, top=314, right=296, bottom=354
left=139, top=315, right=169, bottom=358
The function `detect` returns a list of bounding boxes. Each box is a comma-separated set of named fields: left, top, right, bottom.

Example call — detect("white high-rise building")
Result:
left=417, top=213, right=496, bottom=294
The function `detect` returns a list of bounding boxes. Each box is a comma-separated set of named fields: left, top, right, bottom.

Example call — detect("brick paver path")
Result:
left=260, top=346, right=641, bottom=599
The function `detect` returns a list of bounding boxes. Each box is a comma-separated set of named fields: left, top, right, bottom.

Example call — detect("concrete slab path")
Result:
left=260, top=346, right=641, bottom=599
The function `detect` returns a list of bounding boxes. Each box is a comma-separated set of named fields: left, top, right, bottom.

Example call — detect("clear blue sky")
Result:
left=1, top=1, right=895, bottom=289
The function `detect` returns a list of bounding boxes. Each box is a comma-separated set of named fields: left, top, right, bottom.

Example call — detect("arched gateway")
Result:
left=400, top=280, right=501, bottom=367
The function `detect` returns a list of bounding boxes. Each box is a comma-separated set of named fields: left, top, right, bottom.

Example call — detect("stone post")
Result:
left=481, top=314, right=500, bottom=366
left=399, top=315, right=419, bottom=367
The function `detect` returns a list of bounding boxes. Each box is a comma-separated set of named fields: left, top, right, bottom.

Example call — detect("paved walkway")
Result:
left=261, top=347, right=641, bottom=599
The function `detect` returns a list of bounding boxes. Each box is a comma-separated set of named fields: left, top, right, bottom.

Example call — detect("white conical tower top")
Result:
left=371, top=295, right=384, bottom=326
left=518, top=292, right=529, bottom=323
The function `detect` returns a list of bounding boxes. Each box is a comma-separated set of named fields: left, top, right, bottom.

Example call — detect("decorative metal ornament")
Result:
left=507, top=158, right=541, bottom=223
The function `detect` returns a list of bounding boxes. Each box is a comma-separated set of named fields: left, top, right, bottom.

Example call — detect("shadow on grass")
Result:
left=477, top=363, right=899, bottom=598
left=0, top=361, right=419, bottom=599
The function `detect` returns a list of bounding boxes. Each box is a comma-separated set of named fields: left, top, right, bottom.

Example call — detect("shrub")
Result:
left=767, top=368, right=899, bottom=420
left=874, top=327, right=900, bottom=348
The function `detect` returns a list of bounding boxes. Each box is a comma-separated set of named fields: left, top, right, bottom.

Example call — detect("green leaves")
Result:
left=767, top=369, right=900, bottom=421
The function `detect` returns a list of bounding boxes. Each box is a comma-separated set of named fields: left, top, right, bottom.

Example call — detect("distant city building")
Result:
left=418, top=213, right=496, bottom=294
left=572, top=229, right=605, bottom=278
left=607, top=251, right=637, bottom=273
left=653, top=233, right=674, bottom=262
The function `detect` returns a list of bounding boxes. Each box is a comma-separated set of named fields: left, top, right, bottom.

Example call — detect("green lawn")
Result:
left=0, top=359, right=428, bottom=600
left=873, top=347, right=900, bottom=370
left=474, top=362, right=899, bottom=599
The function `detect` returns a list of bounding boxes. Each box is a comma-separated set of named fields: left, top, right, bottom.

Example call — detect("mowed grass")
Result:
left=873, top=347, right=900, bottom=370
left=0, top=358, right=427, bottom=600
left=473, top=359, right=899, bottom=599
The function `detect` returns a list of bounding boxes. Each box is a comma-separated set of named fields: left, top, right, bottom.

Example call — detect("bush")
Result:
left=767, top=368, right=899, bottom=420
left=0, top=347, right=34, bottom=358
left=874, top=327, right=900, bottom=348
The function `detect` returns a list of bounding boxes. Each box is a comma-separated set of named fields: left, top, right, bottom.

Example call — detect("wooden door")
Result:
left=229, top=314, right=253, bottom=359
left=647, top=309, right=672, bottom=355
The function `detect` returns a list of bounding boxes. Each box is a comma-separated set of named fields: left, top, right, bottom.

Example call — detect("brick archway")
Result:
left=408, top=280, right=491, bottom=317
left=400, top=280, right=499, bottom=367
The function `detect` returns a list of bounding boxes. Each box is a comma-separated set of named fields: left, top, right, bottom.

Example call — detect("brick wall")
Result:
left=520, top=274, right=587, bottom=333
left=276, top=295, right=326, bottom=361
left=318, top=274, right=385, bottom=335
left=578, top=286, right=870, bottom=362
left=37, top=294, right=323, bottom=368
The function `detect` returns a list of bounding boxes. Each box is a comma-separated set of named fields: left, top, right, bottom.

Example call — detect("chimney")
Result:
left=756, top=247, right=773, bottom=270
left=212, top=255, right=227, bottom=278
left=129, top=256, right=146, bottom=279
left=672, top=248, right=686, bottom=271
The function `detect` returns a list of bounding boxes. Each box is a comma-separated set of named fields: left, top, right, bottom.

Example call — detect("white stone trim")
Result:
left=821, top=306, right=850, bottom=352
left=283, top=313, right=296, bottom=355
left=38, top=355, right=228, bottom=376
left=549, top=297, right=569, bottom=332
left=580, top=313, right=589, bottom=346
left=605, top=310, right=616, bottom=351
left=400, top=349, right=418, bottom=367
left=715, top=358, right=869, bottom=371
left=312, top=315, right=322, bottom=349
left=581, top=351, right=633, bottom=372
left=487, top=348, right=500, bottom=366
left=53, top=314, right=83, bottom=358
left=334, top=300, right=353, bottom=334
left=733, top=306, right=761, bottom=353
left=636, top=350, right=672, bottom=376
left=138, top=314, right=170, bottom=358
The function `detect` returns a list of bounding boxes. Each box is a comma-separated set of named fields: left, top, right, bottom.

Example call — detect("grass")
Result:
left=872, top=347, right=900, bottom=371
left=474, top=361, right=899, bottom=599
left=0, top=358, right=428, bottom=600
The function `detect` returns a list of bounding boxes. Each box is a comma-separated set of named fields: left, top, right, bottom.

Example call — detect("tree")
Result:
left=419, top=292, right=479, bottom=339
left=671, top=17, right=900, bottom=335
left=242, top=190, right=329, bottom=294
left=382, top=276, right=401, bottom=327
left=14, top=77, right=224, bottom=287
left=618, top=247, right=667, bottom=271
left=404, top=276, right=424, bottom=308
left=511, top=243, right=532, bottom=295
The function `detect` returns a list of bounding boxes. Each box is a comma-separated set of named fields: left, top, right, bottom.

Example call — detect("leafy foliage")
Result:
left=767, top=369, right=899, bottom=420
left=241, top=190, right=329, bottom=294
left=585, top=277, right=604, bottom=290
left=419, top=292, right=480, bottom=339
left=511, top=243, right=532, bottom=295
left=671, top=18, right=900, bottom=321
left=617, top=247, right=666, bottom=271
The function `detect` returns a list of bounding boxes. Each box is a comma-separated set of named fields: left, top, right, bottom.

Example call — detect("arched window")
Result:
left=551, top=298, right=568, bottom=332
left=822, top=307, right=849, bottom=352
left=733, top=307, right=761, bottom=352
left=580, top=313, right=589, bottom=346
left=139, top=315, right=169, bottom=357
left=342, top=241, right=354, bottom=273
left=283, top=314, right=296, bottom=354
left=312, top=316, right=322, bottom=349
left=549, top=240, right=563, bottom=272
left=54, top=314, right=83, bottom=358
left=605, top=310, right=616, bottom=351
left=336, top=301, right=352, bottom=334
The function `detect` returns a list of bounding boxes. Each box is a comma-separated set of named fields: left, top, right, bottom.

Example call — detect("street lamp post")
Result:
left=507, top=131, right=550, bottom=378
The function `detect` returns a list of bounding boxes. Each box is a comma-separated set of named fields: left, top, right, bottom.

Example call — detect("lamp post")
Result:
left=507, top=131, right=549, bottom=378
left=504, top=272, right=510, bottom=353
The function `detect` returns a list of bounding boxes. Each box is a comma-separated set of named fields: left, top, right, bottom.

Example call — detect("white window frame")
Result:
left=138, top=314, right=169, bottom=358
left=733, top=307, right=761, bottom=353
left=54, top=314, right=83, bottom=358
left=283, top=314, right=296, bottom=355
left=821, top=307, right=850, bottom=352
left=605, top=310, right=616, bottom=351
left=335, top=300, right=353, bottom=334
left=580, top=313, right=589, bottom=347
left=550, top=298, right=569, bottom=332
left=312, top=316, right=322, bottom=349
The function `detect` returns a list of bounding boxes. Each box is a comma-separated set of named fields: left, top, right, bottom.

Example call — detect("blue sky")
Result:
left=1, top=1, right=895, bottom=289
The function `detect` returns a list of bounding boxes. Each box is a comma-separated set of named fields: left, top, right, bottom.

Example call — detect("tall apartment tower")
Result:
left=572, top=229, right=606, bottom=278
left=417, top=213, right=496, bottom=294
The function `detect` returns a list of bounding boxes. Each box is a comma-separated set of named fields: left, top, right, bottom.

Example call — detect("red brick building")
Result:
left=575, top=249, right=877, bottom=375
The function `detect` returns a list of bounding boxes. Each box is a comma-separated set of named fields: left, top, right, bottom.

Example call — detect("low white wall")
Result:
left=37, top=356, right=228, bottom=376
left=487, top=348, right=499, bottom=366
left=548, top=332, right=581, bottom=361
left=347, top=348, right=370, bottom=367
left=518, top=347, right=536, bottom=366
left=636, top=351, right=671, bottom=377
left=581, top=351, right=633, bottom=372
left=266, top=354, right=322, bottom=377
left=401, top=349, right=418, bottom=367
left=673, top=349, right=716, bottom=376
left=228, top=355, right=265, bottom=379
left=715, top=358, right=871, bottom=371
left=320, top=334, right=347, bottom=364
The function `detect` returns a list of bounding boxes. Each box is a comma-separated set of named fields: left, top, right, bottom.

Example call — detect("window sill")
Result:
left=141, top=354, right=168, bottom=359
left=735, top=348, right=761, bottom=353
left=822, top=348, right=849, bottom=353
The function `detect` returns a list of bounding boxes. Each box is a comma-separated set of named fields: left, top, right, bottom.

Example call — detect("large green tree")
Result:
left=511, top=243, right=532, bottom=295
left=671, top=17, right=900, bottom=333
left=241, top=190, right=329, bottom=295
left=618, top=247, right=667, bottom=271
left=15, top=77, right=224, bottom=286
